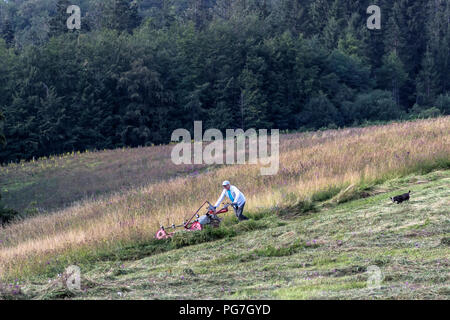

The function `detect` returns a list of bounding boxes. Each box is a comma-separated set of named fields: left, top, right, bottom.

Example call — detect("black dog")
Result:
left=390, top=191, right=411, bottom=204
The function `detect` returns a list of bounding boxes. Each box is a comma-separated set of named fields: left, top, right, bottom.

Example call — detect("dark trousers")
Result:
left=233, top=203, right=249, bottom=221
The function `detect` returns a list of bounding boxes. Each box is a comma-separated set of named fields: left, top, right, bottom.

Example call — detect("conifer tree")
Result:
left=377, top=50, right=408, bottom=108
left=106, top=0, right=141, bottom=33
left=416, top=46, right=439, bottom=106
left=0, top=110, right=5, bottom=147
left=1, top=19, right=14, bottom=47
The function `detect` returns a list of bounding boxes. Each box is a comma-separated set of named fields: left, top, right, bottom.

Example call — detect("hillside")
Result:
left=1, top=117, right=449, bottom=213
left=0, top=145, right=208, bottom=212
left=2, top=0, right=450, bottom=302
left=11, top=170, right=450, bottom=299
left=0, top=117, right=449, bottom=299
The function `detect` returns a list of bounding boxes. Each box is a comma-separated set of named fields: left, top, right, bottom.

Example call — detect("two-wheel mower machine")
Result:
left=155, top=201, right=232, bottom=240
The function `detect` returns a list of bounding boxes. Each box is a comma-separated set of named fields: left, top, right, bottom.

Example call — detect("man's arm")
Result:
left=214, top=189, right=226, bottom=208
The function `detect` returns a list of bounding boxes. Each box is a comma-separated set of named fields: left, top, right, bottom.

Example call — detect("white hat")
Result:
left=222, top=180, right=230, bottom=186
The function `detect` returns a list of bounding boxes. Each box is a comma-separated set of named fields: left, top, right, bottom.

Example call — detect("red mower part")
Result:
left=214, top=206, right=229, bottom=214
left=155, top=228, right=174, bottom=240
left=187, top=221, right=203, bottom=231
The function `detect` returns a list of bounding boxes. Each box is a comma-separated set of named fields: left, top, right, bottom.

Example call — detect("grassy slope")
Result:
left=24, top=170, right=450, bottom=300
left=2, top=117, right=448, bottom=216
left=0, top=146, right=207, bottom=212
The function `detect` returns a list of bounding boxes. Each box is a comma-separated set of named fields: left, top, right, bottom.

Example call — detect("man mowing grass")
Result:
left=214, top=181, right=249, bottom=222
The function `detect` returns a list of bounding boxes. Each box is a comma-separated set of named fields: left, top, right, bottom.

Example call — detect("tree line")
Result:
left=0, top=0, right=449, bottom=163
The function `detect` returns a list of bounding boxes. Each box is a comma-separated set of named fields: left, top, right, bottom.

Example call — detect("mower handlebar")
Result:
left=160, top=201, right=233, bottom=230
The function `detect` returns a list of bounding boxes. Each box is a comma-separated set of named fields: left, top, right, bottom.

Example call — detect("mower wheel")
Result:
left=188, top=221, right=203, bottom=231
left=155, top=228, right=172, bottom=240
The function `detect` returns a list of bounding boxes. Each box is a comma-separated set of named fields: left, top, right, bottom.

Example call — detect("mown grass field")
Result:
left=0, top=117, right=449, bottom=299
left=11, top=170, right=450, bottom=299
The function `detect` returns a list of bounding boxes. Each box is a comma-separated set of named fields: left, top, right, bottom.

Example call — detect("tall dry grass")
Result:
left=0, top=144, right=207, bottom=212
left=0, top=117, right=449, bottom=279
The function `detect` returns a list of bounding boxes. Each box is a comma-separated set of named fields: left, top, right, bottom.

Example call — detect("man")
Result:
left=214, top=181, right=249, bottom=222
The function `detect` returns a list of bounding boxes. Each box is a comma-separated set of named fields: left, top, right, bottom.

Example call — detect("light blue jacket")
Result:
left=214, top=185, right=246, bottom=208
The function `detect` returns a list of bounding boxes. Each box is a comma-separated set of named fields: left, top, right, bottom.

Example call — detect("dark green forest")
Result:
left=0, top=0, right=449, bottom=163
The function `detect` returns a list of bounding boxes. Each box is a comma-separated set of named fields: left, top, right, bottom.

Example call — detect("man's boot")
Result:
left=238, top=214, right=249, bottom=221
